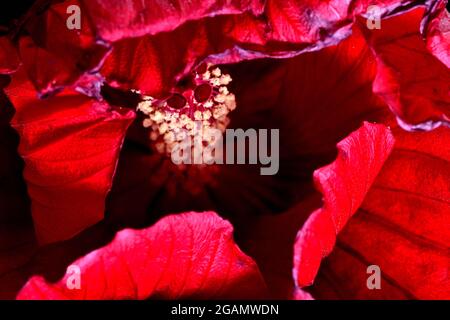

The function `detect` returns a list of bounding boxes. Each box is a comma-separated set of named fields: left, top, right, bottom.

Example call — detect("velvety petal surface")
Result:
left=425, top=0, right=450, bottom=68
left=16, top=0, right=436, bottom=98
left=17, top=0, right=109, bottom=96
left=360, top=8, right=450, bottom=129
left=17, top=211, right=268, bottom=300
left=4, top=71, right=135, bottom=244
left=293, top=123, right=395, bottom=289
left=309, top=126, right=450, bottom=299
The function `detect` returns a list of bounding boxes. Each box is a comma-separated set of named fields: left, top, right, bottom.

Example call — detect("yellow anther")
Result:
left=214, top=94, right=226, bottom=103
left=202, top=71, right=211, bottom=80
left=185, top=120, right=194, bottom=130
left=164, top=132, right=175, bottom=143
left=212, top=68, right=222, bottom=77
left=219, top=74, right=232, bottom=85
left=203, top=110, right=212, bottom=120
left=159, top=122, right=168, bottom=134
left=151, top=110, right=164, bottom=123
left=194, top=110, right=203, bottom=121
left=219, top=86, right=229, bottom=95
left=143, top=118, right=153, bottom=128
left=137, top=100, right=153, bottom=115
left=210, top=78, right=221, bottom=86
left=213, top=104, right=228, bottom=119
left=204, top=100, right=214, bottom=108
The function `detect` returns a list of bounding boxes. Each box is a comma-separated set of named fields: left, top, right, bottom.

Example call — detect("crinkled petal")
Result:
left=4, top=70, right=135, bottom=244
left=309, top=126, right=450, bottom=299
left=425, top=0, right=450, bottom=68
left=106, top=26, right=391, bottom=232
left=80, top=0, right=264, bottom=41
left=294, top=122, right=395, bottom=288
left=16, top=0, right=433, bottom=96
left=17, top=0, right=109, bottom=96
left=17, top=211, right=268, bottom=300
left=359, top=7, right=450, bottom=129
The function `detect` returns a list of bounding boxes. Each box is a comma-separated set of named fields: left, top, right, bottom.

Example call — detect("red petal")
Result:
left=100, top=14, right=268, bottom=96
left=79, top=0, right=264, bottom=41
left=100, top=23, right=201, bottom=97
left=425, top=1, right=450, bottom=68
left=81, top=0, right=423, bottom=44
left=265, top=0, right=432, bottom=44
left=359, top=8, right=450, bottom=128
left=19, top=0, right=265, bottom=95
left=0, top=37, right=20, bottom=74
left=101, top=1, right=432, bottom=96
left=17, top=211, right=267, bottom=300
left=294, top=122, right=395, bottom=288
left=5, top=71, right=135, bottom=244
left=310, top=126, right=450, bottom=299
left=97, top=0, right=432, bottom=96
left=264, top=0, right=353, bottom=43
left=106, top=25, right=391, bottom=229
left=105, top=27, right=398, bottom=292
left=17, top=0, right=431, bottom=96
left=18, top=0, right=109, bottom=96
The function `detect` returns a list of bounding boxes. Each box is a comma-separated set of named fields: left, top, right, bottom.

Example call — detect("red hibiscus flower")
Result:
left=0, top=0, right=448, bottom=300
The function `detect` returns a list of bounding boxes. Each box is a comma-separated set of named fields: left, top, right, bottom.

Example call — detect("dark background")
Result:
left=0, top=0, right=36, bottom=31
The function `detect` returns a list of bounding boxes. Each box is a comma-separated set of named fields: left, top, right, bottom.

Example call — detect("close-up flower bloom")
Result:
left=0, top=0, right=448, bottom=301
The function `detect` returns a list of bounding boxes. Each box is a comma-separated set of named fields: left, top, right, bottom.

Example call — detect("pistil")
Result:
left=137, top=64, right=236, bottom=157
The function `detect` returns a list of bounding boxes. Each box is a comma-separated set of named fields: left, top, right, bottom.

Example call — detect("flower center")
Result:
left=136, top=64, right=236, bottom=157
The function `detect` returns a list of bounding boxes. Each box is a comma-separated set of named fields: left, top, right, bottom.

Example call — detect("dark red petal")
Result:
left=18, top=36, right=75, bottom=96
left=18, top=0, right=109, bottom=96
left=99, top=1, right=430, bottom=96
left=294, top=122, right=395, bottom=288
left=265, top=0, right=432, bottom=44
left=310, top=126, right=450, bottom=299
left=359, top=8, right=450, bottom=129
left=264, top=0, right=352, bottom=43
left=19, top=0, right=431, bottom=96
left=425, top=1, right=450, bottom=68
left=80, top=0, right=425, bottom=44
left=79, top=0, right=264, bottom=41
left=239, top=194, right=322, bottom=299
left=4, top=71, right=135, bottom=244
left=106, top=25, right=399, bottom=300
left=106, top=24, right=391, bottom=245
left=19, top=0, right=265, bottom=95
left=222, top=28, right=396, bottom=299
left=0, top=37, right=20, bottom=74
left=17, top=211, right=267, bottom=300
left=100, top=14, right=265, bottom=96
